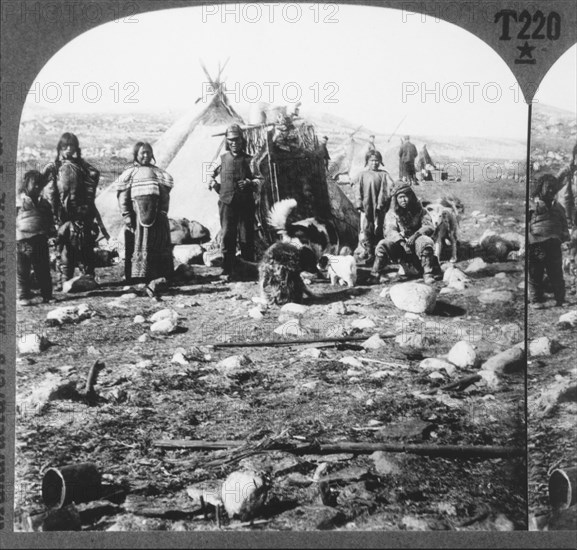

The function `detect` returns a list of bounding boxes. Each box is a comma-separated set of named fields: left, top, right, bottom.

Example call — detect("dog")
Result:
left=259, top=198, right=331, bottom=305
left=318, top=251, right=357, bottom=287
left=423, top=196, right=463, bottom=263
left=259, top=241, right=317, bottom=305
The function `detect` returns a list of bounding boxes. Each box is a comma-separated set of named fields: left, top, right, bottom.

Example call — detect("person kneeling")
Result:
left=371, top=183, right=442, bottom=285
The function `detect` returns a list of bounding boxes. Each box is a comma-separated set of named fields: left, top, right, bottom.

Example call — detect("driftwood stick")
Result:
left=153, top=439, right=523, bottom=459
left=212, top=334, right=395, bottom=349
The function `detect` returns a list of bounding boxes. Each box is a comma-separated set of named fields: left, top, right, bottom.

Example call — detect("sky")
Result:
left=23, top=3, right=576, bottom=139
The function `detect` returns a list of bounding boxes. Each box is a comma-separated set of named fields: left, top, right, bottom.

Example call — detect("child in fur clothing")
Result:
left=16, top=170, right=55, bottom=305
left=529, top=174, right=570, bottom=307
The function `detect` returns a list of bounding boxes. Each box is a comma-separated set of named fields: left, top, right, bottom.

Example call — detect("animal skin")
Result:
left=318, top=254, right=357, bottom=287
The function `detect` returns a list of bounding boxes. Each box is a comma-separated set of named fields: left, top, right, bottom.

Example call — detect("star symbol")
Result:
left=517, top=41, right=536, bottom=59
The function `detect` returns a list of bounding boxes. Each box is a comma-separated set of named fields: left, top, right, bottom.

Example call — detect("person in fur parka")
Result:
left=371, top=182, right=441, bottom=284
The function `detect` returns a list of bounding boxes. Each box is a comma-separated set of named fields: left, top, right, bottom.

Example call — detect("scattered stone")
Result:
left=137, top=334, right=148, bottom=343
left=529, top=337, right=561, bottom=357
left=533, top=378, right=577, bottom=416
left=369, top=370, right=394, bottom=379
left=136, top=360, right=153, bottom=369
left=248, top=307, right=264, bottom=320
left=302, top=381, right=319, bottom=390
left=436, top=502, right=457, bottom=516
left=133, top=315, right=145, bottom=324
left=478, top=289, right=514, bottom=304
left=62, top=274, right=98, bottom=294
left=443, top=266, right=469, bottom=288
left=119, top=292, right=138, bottom=301
left=18, top=334, right=49, bottom=355
left=377, top=418, right=432, bottom=441
left=465, top=257, right=487, bottom=273
left=46, top=304, right=94, bottom=325
left=280, top=303, right=308, bottom=316
left=481, top=346, right=525, bottom=374
left=371, top=451, right=403, bottom=475
left=340, top=357, right=364, bottom=368
left=217, top=355, right=252, bottom=371
left=517, top=280, right=525, bottom=290
left=447, top=340, right=477, bottom=368
left=330, top=302, right=348, bottom=315
left=251, top=297, right=268, bottom=306
left=428, top=371, right=446, bottom=380
left=171, top=352, right=189, bottom=366
left=221, top=470, right=269, bottom=520
left=558, top=310, right=577, bottom=329
left=274, top=320, right=306, bottom=338
left=494, top=272, right=509, bottom=280
left=149, top=308, right=179, bottom=323
left=419, top=358, right=456, bottom=376
left=324, top=324, right=347, bottom=338
left=379, top=287, right=390, bottom=298
left=389, top=282, right=437, bottom=314
left=86, top=345, right=100, bottom=356
left=494, top=514, right=515, bottom=531
left=362, top=333, right=386, bottom=350
left=351, top=317, right=376, bottom=330
left=395, top=332, right=433, bottom=350
left=150, top=317, right=178, bottom=334
left=299, top=348, right=323, bottom=359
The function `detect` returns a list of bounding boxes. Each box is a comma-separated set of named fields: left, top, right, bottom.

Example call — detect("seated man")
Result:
left=371, top=182, right=442, bottom=285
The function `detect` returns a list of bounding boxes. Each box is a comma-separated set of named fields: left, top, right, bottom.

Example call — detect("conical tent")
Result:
left=95, top=66, right=243, bottom=240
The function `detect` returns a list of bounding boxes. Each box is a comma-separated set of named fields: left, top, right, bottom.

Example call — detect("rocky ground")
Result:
left=14, top=179, right=529, bottom=532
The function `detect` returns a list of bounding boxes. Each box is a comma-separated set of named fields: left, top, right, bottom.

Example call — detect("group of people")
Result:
left=16, top=133, right=176, bottom=305
left=352, top=148, right=443, bottom=285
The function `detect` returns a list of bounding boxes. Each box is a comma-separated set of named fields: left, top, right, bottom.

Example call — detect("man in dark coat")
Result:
left=399, top=135, right=418, bottom=185
left=210, top=124, right=260, bottom=281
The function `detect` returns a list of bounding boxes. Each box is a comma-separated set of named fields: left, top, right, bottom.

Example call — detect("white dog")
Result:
left=318, top=253, right=357, bottom=287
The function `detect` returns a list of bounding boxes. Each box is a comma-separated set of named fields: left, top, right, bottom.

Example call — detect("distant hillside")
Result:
left=531, top=103, right=576, bottom=172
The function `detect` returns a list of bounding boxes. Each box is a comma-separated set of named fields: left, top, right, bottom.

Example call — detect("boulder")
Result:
left=173, top=244, right=204, bottom=266
left=529, top=337, right=561, bottom=357
left=149, top=309, right=179, bottom=323
left=389, top=282, right=437, bottom=314
left=478, top=289, right=514, bottom=304
left=150, top=317, right=178, bottom=334
left=362, top=334, right=386, bottom=349
left=62, top=275, right=98, bottom=294
left=500, top=323, right=522, bottom=344
left=558, top=310, right=577, bottom=329
left=133, top=315, right=145, bottom=324
left=443, top=266, right=469, bottom=288
left=299, top=348, right=323, bottom=359
left=447, top=340, right=477, bottom=368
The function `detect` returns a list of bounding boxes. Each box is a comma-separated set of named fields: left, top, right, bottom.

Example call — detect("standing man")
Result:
left=556, top=142, right=577, bottom=227
left=319, top=136, right=331, bottom=170
left=353, top=150, right=394, bottom=266
left=399, top=135, right=418, bottom=185
left=210, top=124, right=260, bottom=282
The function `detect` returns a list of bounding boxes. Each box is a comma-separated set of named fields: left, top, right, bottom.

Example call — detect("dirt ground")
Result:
left=14, top=179, right=529, bottom=532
